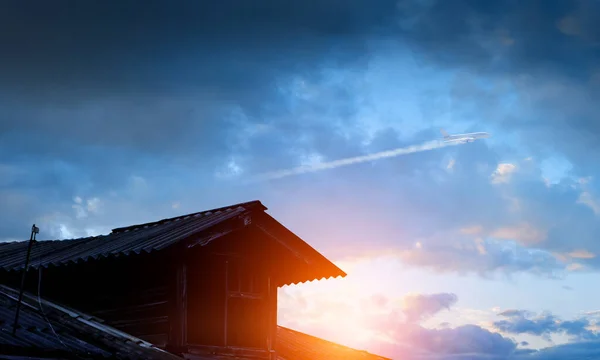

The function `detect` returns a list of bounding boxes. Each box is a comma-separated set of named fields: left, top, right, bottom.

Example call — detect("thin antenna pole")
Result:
left=12, top=224, right=39, bottom=336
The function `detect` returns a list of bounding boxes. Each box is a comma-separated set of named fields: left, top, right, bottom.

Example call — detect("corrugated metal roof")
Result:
left=276, top=326, right=391, bottom=360
left=0, top=201, right=264, bottom=272
left=0, top=200, right=346, bottom=285
left=181, top=326, right=389, bottom=360
left=0, top=284, right=183, bottom=360
left=255, top=213, right=347, bottom=286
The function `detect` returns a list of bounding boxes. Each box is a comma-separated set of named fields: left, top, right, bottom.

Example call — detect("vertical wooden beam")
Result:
left=266, top=275, right=271, bottom=351
left=268, top=276, right=278, bottom=358
left=168, top=254, right=187, bottom=351
left=178, top=262, right=188, bottom=346
left=168, top=264, right=178, bottom=349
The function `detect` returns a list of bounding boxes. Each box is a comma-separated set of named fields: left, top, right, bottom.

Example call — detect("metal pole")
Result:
left=12, top=224, right=39, bottom=336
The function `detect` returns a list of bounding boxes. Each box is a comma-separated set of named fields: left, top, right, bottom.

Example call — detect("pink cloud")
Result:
left=278, top=289, right=518, bottom=359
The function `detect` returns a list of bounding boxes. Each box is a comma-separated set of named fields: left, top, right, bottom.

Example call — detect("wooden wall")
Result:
left=186, top=228, right=277, bottom=352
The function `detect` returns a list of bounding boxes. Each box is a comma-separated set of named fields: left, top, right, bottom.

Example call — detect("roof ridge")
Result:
left=111, top=200, right=266, bottom=234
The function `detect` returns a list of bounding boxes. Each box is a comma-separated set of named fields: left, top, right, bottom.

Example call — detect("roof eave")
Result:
left=280, top=272, right=347, bottom=287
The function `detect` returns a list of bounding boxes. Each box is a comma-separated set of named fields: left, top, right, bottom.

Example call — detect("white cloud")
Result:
left=491, top=163, right=517, bottom=184
left=129, top=175, right=148, bottom=191
left=86, top=197, right=101, bottom=213
left=446, top=158, right=456, bottom=171
left=71, top=196, right=102, bottom=219
left=58, top=224, right=74, bottom=239
left=72, top=203, right=87, bottom=219
left=577, top=191, right=600, bottom=215
left=215, top=158, right=244, bottom=179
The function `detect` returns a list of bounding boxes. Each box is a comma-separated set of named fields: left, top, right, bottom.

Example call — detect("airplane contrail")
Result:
left=254, top=139, right=466, bottom=181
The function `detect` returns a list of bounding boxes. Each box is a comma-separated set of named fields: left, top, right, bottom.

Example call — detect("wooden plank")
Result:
left=168, top=252, right=188, bottom=349
left=268, top=276, right=277, bottom=354
left=179, top=261, right=188, bottom=346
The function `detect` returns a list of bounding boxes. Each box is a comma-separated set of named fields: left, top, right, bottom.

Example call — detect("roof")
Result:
left=276, top=326, right=391, bottom=360
left=0, top=201, right=263, bottom=271
left=0, top=200, right=345, bottom=285
left=0, top=284, right=183, bottom=360
left=179, top=326, right=391, bottom=360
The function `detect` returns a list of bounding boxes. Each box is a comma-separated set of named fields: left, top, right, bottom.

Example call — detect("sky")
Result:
left=1, top=0, right=600, bottom=359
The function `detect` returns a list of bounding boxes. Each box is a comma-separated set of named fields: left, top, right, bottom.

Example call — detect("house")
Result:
left=0, top=200, right=390, bottom=360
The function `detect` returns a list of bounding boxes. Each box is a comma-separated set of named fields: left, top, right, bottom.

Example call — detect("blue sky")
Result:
left=2, top=1, right=600, bottom=359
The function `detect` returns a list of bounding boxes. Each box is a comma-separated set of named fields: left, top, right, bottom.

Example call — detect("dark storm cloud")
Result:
left=0, top=0, right=400, bottom=157
left=0, top=0, right=402, bottom=240
left=2, top=0, right=592, bottom=163
left=0, top=0, right=399, bottom=97
left=2, top=0, right=598, bottom=169
left=395, top=0, right=600, bottom=175
left=398, top=0, right=600, bottom=77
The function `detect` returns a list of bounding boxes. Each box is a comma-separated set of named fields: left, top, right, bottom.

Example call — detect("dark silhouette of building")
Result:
left=0, top=201, right=390, bottom=360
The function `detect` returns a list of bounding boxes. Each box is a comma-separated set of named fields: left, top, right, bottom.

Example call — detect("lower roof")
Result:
left=277, top=326, right=391, bottom=360
left=0, top=285, right=182, bottom=360
left=0, top=283, right=389, bottom=360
